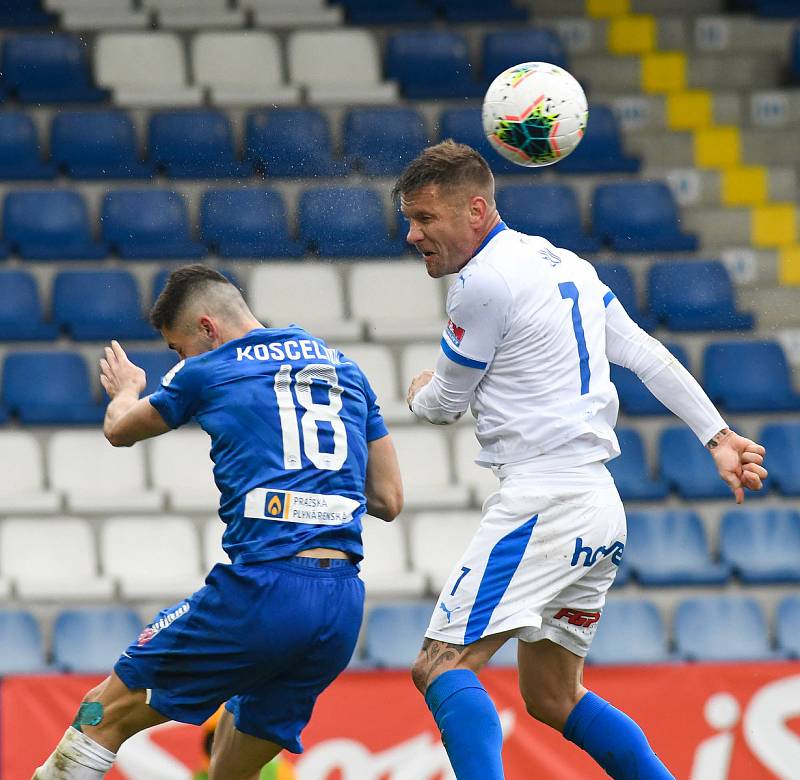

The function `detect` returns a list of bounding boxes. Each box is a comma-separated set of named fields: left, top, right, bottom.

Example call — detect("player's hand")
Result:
left=707, top=428, right=767, bottom=504
left=407, top=370, right=434, bottom=408
left=100, top=340, right=146, bottom=399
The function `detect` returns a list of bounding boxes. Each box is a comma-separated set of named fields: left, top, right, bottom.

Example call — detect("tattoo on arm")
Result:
left=706, top=427, right=731, bottom=450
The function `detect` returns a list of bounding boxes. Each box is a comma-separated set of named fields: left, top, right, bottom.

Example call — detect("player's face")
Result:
left=161, top=316, right=220, bottom=360
left=401, top=185, right=479, bottom=278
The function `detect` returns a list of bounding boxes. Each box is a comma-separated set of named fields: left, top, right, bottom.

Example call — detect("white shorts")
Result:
left=425, top=461, right=626, bottom=657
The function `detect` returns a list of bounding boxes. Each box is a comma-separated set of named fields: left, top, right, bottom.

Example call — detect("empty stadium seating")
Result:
left=337, top=343, right=407, bottom=423
left=149, top=109, right=251, bottom=179
left=435, top=0, right=526, bottom=23
left=4, top=190, right=107, bottom=260
left=592, top=182, right=699, bottom=252
left=52, top=271, right=155, bottom=341
left=0, top=111, right=55, bottom=179
left=336, top=0, right=434, bottom=24
left=52, top=607, right=141, bottom=672
left=675, top=597, right=775, bottom=661
left=625, top=510, right=730, bottom=586
left=360, top=514, right=426, bottom=597
left=0, top=432, right=60, bottom=512
left=452, top=425, right=501, bottom=503
left=760, top=423, right=800, bottom=495
left=588, top=599, right=672, bottom=665
left=703, top=341, right=800, bottom=413
left=51, top=110, right=154, bottom=179
left=557, top=106, right=640, bottom=174
left=2, top=352, right=104, bottom=424
left=594, top=263, right=657, bottom=332
left=364, top=602, right=434, bottom=667
left=201, top=189, right=303, bottom=258
left=409, top=511, right=482, bottom=591
left=482, top=29, right=568, bottom=79
left=102, top=190, right=206, bottom=259
left=343, top=107, right=428, bottom=176
left=0, top=610, right=48, bottom=674
left=648, top=261, right=755, bottom=332
left=496, top=184, right=601, bottom=254
left=0, top=271, right=58, bottom=341
left=149, top=431, right=220, bottom=512
left=720, top=509, right=800, bottom=583
left=777, top=596, right=800, bottom=658
left=605, top=429, right=668, bottom=501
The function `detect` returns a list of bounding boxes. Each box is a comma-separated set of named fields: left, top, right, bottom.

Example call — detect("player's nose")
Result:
left=406, top=222, right=424, bottom=244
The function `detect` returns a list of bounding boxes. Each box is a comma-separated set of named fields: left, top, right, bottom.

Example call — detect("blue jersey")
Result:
left=148, top=326, right=388, bottom=565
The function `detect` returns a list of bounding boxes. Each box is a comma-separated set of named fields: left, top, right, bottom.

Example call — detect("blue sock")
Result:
left=563, top=692, right=674, bottom=780
left=424, top=669, right=504, bottom=780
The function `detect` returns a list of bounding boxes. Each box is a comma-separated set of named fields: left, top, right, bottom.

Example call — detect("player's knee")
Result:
left=410, top=653, right=431, bottom=695
left=522, top=689, right=572, bottom=731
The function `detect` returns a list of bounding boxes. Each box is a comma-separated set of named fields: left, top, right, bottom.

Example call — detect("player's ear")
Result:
left=469, top=195, right=488, bottom=223
left=198, top=315, right=219, bottom=343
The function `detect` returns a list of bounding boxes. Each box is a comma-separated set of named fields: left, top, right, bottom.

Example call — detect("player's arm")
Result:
left=604, top=298, right=767, bottom=503
left=364, top=434, right=403, bottom=522
left=409, top=267, right=510, bottom=424
left=100, top=341, right=170, bottom=447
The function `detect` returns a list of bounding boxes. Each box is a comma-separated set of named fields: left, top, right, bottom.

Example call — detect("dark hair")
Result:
left=391, top=140, right=494, bottom=203
left=150, top=264, right=232, bottom=330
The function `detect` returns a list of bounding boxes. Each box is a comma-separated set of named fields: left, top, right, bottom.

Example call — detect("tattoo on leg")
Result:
left=71, top=701, right=104, bottom=732
left=422, top=640, right=469, bottom=687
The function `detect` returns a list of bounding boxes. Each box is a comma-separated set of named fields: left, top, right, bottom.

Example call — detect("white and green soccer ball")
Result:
left=482, top=61, right=588, bottom=167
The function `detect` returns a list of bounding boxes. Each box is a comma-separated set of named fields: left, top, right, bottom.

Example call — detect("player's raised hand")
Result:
left=706, top=427, right=767, bottom=504
left=100, top=340, right=146, bottom=399
left=407, top=369, right=434, bottom=408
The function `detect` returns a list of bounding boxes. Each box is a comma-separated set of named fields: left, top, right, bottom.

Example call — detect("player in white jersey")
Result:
left=395, top=141, right=767, bottom=780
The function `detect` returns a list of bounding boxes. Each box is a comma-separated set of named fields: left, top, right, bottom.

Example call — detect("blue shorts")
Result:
left=114, top=556, right=363, bottom=752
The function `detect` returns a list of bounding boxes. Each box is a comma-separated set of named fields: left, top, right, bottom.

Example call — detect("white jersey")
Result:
left=435, top=223, right=619, bottom=467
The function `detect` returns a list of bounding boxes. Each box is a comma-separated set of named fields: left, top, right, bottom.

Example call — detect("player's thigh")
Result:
left=517, top=639, right=586, bottom=732
left=209, top=708, right=283, bottom=780
left=81, top=672, right=169, bottom=751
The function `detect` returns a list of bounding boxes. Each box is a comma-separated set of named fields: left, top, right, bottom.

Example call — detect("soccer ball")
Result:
left=482, top=62, right=588, bottom=168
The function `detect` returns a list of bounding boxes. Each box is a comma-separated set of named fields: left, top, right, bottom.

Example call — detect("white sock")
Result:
left=33, top=727, right=116, bottom=780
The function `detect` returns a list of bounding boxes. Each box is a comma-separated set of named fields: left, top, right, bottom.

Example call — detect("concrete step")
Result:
left=682, top=205, right=800, bottom=251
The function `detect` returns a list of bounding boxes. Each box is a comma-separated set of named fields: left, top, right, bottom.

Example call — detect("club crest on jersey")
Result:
left=446, top=319, right=466, bottom=347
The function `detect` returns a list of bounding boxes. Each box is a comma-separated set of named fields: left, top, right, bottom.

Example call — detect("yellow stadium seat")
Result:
left=642, top=52, right=686, bottom=94
left=694, top=126, right=741, bottom=169
left=752, top=204, right=797, bottom=248
left=666, top=90, right=713, bottom=130
left=722, top=167, right=768, bottom=206
left=587, top=0, right=630, bottom=17
left=608, top=15, right=656, bottom=55
left=779, top=246, right=800, bottom=285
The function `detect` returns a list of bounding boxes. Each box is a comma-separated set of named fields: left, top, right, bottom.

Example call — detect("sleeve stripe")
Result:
left=603, top=291, right=617, bottom=308
left=440, top=337, right=488, bottom=370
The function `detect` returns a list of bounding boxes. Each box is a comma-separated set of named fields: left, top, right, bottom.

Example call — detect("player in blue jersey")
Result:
left=34, top=265, right=403, bottom=780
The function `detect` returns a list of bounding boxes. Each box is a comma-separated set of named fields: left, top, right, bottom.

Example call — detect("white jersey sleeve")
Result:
left=411, top=265, right=512, bottom=424
left=605, top=297, right=726, bottom=444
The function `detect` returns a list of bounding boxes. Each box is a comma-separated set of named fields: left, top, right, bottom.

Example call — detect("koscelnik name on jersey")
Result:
left=236, top=339, right=339, bottom=363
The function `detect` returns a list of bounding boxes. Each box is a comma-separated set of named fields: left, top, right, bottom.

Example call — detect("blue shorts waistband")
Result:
left=265, top=556, right=359, bottom=577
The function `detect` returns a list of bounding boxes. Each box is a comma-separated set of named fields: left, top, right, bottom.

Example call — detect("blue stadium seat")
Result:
left=3, top=352, right=103, bottom=424
left=2, top=34, right=106, bottom=103
left=496, top=185, right=600, bottom=254
left=102, top=190, right=206, bottom=260
left=337, top=0, right=435, bottom=23
left=127, top=350, right=180, bottom=396
left=675, top=597, right=775, bottom=661
left=0, top=111, right=54, bottom=179
left=625, top=510, right=730, bottom=586
left=587, top=600, right=671, bottom=665
left=0, top=609, right=48, bottom=674
left=246, top=109, right=345, bottom=178
left=149, top=110, right=252, bottom=179
left=761, top=423, right=800, bottom=495
left=610, top=342, right=691, bottom=415
left=364, top=602, right=433, bottom=667
left=3, top=191, right=107, bottom=260
left=0, top=0, right=54, bottom=26
left=754, top=0, right=800, bottom=17
left=606, top=429, right=668, bottom=501
left=439, top=107, right=528, bottom=175
left=387, top=32, right=484, bottom=99
left=648, top=261, right=754, bottom=331
left=558, top=106, right=640, bottom=174
left=436, top=0, right=527, bottom=23
left=201, top=189, right=303, bottom=258
left=0, top=270, right=58, bottom=340
left=592, top=182, right=698, bottom=252
left=299, top=187, right=403, bottom=257
left=483, top=29, right=568, bottom=78
left=53, top=271, right=155, bottom=341
left=51, top=110, right=154, bottom=179
left=659, top=427, right=737, bottom=500
left=777, top=596, right=800, bottom=658
left=703, top=341, right=800, bottom=413
left=343, top=107, right=428, bottom=176
left=594, top=263, right=656, bottom=331
left=53, top=608, right=141, bottom=673
left=720, top=509, right=800, bottom=584
left=792, top=30, right=800, bottom=84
